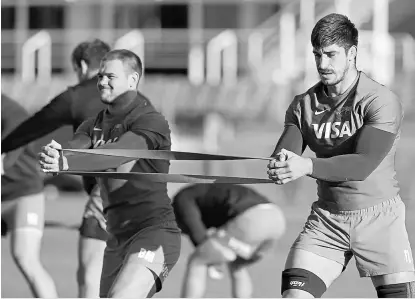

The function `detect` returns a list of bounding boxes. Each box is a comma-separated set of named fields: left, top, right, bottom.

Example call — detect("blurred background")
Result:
left=2, top=0, right=415, bottom=297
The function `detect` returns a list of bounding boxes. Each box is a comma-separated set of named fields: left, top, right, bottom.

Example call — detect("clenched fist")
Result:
left=39, top=140, right=68, bottom=173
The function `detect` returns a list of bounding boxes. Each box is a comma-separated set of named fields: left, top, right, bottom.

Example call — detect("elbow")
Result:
left=347, top=167, right=376, bottom=182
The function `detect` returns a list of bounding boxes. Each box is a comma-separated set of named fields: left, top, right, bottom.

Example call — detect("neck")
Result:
left=107, top=90, right=137, bottom=115
left=326, top=67, right=358, bottom=97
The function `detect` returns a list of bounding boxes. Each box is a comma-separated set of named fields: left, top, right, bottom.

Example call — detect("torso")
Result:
left=291, top=72, right=401, bottom=210
left=83, top=92, right=176, bottom=233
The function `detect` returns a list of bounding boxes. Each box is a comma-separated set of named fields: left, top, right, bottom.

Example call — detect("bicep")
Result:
left=355, top=125, right=396, bottom=157
left=309, top=125, right=396, bottom=182
left=364, top=94, right=403, bottom=134
left=128, top=114, right=171, bottom=150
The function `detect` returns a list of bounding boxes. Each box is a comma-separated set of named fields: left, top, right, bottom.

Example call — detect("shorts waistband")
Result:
left=316, top=195, right=402, bottom=215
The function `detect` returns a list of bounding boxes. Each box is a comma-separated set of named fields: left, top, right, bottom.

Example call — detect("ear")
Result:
left=80, top=60, right=88, bottom=76
left=348, top=46, right=357, bottom=61
left=128, top=72, right=140, bottom=89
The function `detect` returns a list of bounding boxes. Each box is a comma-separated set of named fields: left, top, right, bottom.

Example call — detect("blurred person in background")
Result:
left=172, top=184, right=286, bottom=298
left=38, top=49, right=181, bottom=298
left=1, top=94, right=58, bottom=298
left=1, top=39, right=111, bottom=298
left=267, top=13, right=415, bottom=298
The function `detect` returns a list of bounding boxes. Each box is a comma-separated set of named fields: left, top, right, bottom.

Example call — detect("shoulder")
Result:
left=127, top=94, right=170, bottom=131
left=356, top=73, right=401, bottom=115
left=65, top=77, right=98, bottom=101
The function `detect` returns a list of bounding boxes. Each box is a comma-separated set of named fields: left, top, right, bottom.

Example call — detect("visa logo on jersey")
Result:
left=312, top=121, right=353, bottom=139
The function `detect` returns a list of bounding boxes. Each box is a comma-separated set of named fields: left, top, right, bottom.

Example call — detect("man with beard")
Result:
left=267, top=13, right=415, bottom=298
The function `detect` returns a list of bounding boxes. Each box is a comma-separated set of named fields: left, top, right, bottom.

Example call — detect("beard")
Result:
left=321, top=62, right=350, bottom=86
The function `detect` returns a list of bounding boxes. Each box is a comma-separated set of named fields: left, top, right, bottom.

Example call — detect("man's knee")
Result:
left=281, top=268, right=327, bottom=298
left=376, top=281, right=415, bottom=298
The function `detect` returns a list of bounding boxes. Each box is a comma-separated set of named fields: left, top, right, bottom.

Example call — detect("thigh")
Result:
left=78, top=235, right=106, bottom=271
left=108, top=222, right=182, bottom=298
left=214, top=204, right=285, bottom=263
left=352, top=197, right=415, bottom=278
left=99, top=240, right=123, bottom=298
left=224, top=204, right=286, bottom=244
left=291, top=202, right=352, bottom=268
left=285, top=247, right=345, bottom=288
left=6, top=192, right=45, bottom=233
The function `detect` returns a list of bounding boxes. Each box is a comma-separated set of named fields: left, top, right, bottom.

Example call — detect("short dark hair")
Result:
left=101, top=49, right=144, bottom=80
left=71, top=39, right=111, bottom=70
left=311, top=13, right=358, bottom=52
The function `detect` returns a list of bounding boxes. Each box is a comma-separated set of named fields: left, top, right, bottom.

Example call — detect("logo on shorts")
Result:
left=404, top=250, right=413, bottom=264
left=27, top=213, right=39, bottom=226
left=290, top=281, right=305, bottom=287
left=138, top=248, right=155, bottom=263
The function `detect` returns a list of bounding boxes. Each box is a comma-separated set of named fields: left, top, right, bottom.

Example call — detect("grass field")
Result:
left=2, top=121, right=415, bottom=298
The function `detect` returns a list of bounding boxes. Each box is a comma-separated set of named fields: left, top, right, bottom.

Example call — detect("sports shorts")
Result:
left=292, top=195, right=415, bottom=277
left=1, top=192, right=45, bottom=235
left=99, top=220, right=181, bottom=298
left=79, top=185, right=107, bottom=241
left=210, top=203, right=285, bottom=267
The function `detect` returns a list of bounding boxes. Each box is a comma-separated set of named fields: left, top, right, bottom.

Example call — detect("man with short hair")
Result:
left=2, top=38, right=111, bottom=298
left=1, top=94, right=58, bottom=298
left=267, top=13, right=415, bottom=298
left=39, top=49, right=181, bottom=298
left=172, top=184, right=286, bottom=298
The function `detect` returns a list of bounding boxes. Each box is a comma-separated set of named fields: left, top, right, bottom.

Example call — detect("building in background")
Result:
left=1, top=0, right=282, bottom=75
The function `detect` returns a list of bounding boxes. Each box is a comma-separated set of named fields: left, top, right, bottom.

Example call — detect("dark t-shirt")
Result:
left=1, top=95, right=43, bottom=201
left=285, top=72, right=402, bottom=210
left=1, top=77, right=106, bottom=194
left=75, top=91, right=176, bottom=234
left=172, top=184, right=270, bottom=246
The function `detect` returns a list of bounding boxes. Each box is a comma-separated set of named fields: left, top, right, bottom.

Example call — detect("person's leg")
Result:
left=351, top=196, right=415, bottom=298
left=106, top=222, right=181, bottom=298
left=77, top=231, right=106, bottom=297
left=77, top=191, right=107, bottom=298
left=282, top=202, right=353, bottom=298
left=181, top=227, right=241, bottom=298
left=6, top=193, right=58, bottom=298
left=181, top=253, right=209, bottom=298
left=188, top=204, right=285, bottom=297
left=228, top=261, right=253, bottom=298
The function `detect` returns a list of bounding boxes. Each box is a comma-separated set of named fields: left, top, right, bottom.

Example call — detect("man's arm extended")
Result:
left=309, top=125, right=395, bottom=182
left=271, top=125, right=306, bottom=157
left=173, top=189, right=208, bottom=246
left=310, top=93, right=402, bottom=182
left=2, top=91, right=74, bottom=153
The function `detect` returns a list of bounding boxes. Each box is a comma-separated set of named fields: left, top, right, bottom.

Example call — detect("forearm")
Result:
left=96, top=132, right=150, bottom=150
left=65, top=134, right=92, bottom=150
left=174, top=195, right=208, bottom=246
left=271, top=125, right=305, bottom=157
left=309, top=126, right=396, bottom=182
left=310, top=154, right=377, bottom=182
left=2, top=98, right=72, bottom=153
left=186, top=220, right=209, bottom=247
